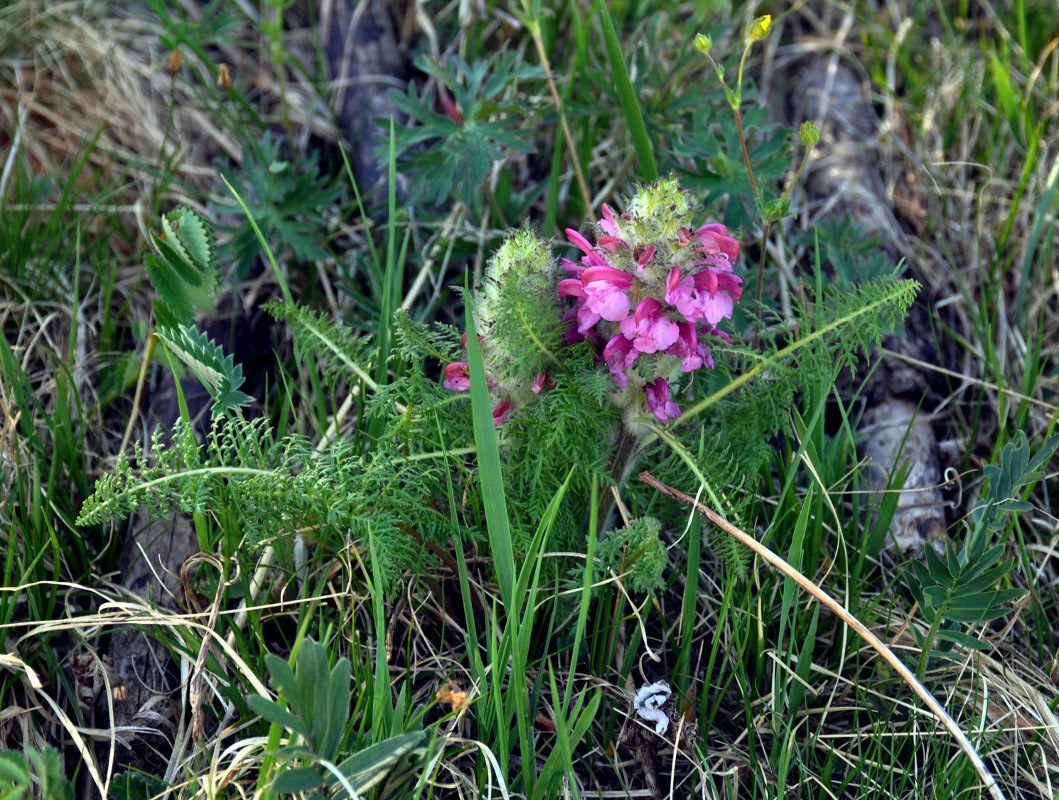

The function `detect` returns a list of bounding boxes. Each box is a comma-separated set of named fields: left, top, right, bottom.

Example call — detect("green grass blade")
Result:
left=464, top=295, right=515, bottom=611
left=596, top=0, right=658, bottom=181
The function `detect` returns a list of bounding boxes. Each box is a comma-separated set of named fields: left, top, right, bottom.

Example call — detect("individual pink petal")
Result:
left=694, top=267, right=718, bottom=295
left=566, top=228, right=594, bottom=254
left=637, top=245, right=657, bottom=271
left=560, top=257, right=585, bottom=279
left=493, top=401, right=512, bottom=427
left=707, top=325, right=731, bottom=344
left=599, top=203, right=619, bottom=235
left=531, top=372, right=547, bottom=394
left=581, top=266, right=634, bottom=289
left=698, top=292, right=735, bottom=326
left=716, top=272, right=744, bottom=301
left=443, top=362, right=471, bottom=392
left=576, top=304, right=603, bottom=333
left=598, top=235, right=629, bottom=253
left=558, top=278, right=587, bottom=299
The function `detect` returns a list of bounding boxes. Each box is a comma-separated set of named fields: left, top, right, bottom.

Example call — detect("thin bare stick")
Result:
left=528, top=27, right=592, bottom=215
left=638, top=470, right=1006, bottom=800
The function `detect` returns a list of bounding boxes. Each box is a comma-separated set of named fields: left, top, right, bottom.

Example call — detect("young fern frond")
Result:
left=392, top=309, right=463, bottom=366
left=265, top=300, right=375, bottom=390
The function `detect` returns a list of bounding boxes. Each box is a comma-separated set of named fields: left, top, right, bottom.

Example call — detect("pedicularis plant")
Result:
left=77, top=15, right=921, bottom=595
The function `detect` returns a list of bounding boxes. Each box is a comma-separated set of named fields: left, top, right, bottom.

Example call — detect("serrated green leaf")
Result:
left=143, top=207, right=219, bottom=322
left=0, top=752, right=31, bottom=784
left=151, top=231, right=203, bottom=288
left=145, top=253, right=195, bottom=324
left=155, top=324, right=251, bottom=412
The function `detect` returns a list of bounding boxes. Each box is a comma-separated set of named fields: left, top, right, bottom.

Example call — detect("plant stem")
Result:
left=733, top=108, right=759, bottom=201
left=528, top=22, right=593, bottom=214
left=595, top=421, right=643, bottom=531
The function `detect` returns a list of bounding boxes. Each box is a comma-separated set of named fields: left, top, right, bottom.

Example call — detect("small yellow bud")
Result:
left=217, top=63, right=232, bottom=90
left=749, top=14, right=772, bottom=41
left=694, top=33, right=712, bottom=55
left=799, top=121, right=819, bottom=146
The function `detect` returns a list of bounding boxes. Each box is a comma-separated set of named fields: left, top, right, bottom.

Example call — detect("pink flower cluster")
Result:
left=557, top=195, right=742, bottom=423
left=438, top=180, right=742, bottom=428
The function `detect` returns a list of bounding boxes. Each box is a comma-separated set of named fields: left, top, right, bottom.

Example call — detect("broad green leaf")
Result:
left=271, top=766, right=325, bottom=794
left=333, top=730, right=429, bottom=795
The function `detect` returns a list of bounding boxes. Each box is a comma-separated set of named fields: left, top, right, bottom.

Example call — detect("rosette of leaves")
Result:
left=906, top=431, right=1059, bottom=674
left=216, top=133, right=342, bottom=278
left=249, top=640, right=430, bottom=799
left=385, top=52, right=543, bottom=207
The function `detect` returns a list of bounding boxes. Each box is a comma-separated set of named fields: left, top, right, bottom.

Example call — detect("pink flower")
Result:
left=582, top=266, right=633, bottom=317
left=619, top=298, right=680, bottom=354
left=665, top=323, right=707, bottom=372
left=492, top=401, right=512, bottom=427
left=645, top=378, right=681, bottom=423
left=693, top=223, right=739, bottom=260
left=562, top=265, right=634, bottom=333
left=664, top=267, right=699, bottom=318
left=531, top=372, right=547, bottom=394
left=665, top=266, right=743, bottom=326
left=599, top=203, right=620, bottom=236
left=443, top=362, right=470, bottom=391
left=566, top=227, right=595, bottom=254
left=603, top=334, right=639, bottom=388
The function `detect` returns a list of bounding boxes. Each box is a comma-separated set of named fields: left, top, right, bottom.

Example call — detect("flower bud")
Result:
left=799, top=121, right=819, bottom=146
left=168, top=48, right=183, bottom=77
left=694, top=33, right=712, bottom=54
left=748, top=14, right=771, bottom=41
left=625, top=176, right=692, bottom=240
left=217, top=63, right=232, bottom=90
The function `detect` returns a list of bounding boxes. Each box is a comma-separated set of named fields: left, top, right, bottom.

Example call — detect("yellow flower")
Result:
left=749, top=14, right=772, bottom=41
